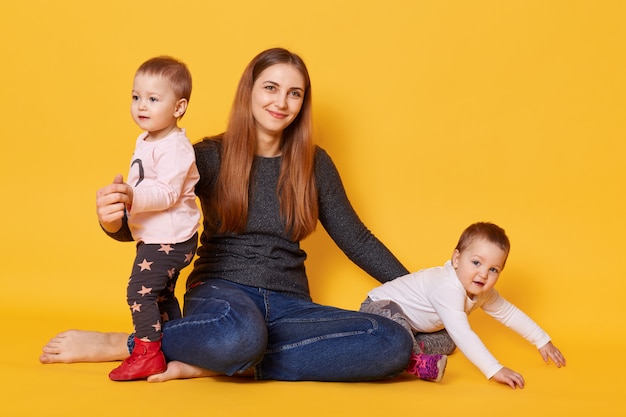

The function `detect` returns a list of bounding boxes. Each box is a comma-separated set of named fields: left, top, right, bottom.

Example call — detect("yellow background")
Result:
left=1, top=0, right=624, bottom=416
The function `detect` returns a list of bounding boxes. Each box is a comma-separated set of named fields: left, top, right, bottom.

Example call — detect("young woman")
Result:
left=40, top=48, right=453, bottom=382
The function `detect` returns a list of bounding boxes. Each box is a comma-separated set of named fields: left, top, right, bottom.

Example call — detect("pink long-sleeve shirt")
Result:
left=126, top=129, right=200, bottom=244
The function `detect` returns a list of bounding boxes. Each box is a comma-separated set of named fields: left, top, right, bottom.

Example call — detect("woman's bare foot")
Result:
left=39, top=330, right=130, bottom=364
left=147, top=360, right=220, bottom=382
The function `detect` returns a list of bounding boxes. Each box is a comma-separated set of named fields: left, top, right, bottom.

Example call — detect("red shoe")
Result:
left=109, top=337, right=166, bottom=381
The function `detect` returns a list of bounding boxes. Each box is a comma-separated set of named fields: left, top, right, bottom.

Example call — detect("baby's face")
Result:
left=452, top=238, right=507, bottom=298
left=131, top=73, right=182, bottom=140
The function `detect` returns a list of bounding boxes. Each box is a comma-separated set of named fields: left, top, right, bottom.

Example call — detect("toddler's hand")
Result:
left=96, top=174, right=133, bottom=231
left=538, top=341, right=566, bottom=368
left=491, top=367, right=524, bottom=389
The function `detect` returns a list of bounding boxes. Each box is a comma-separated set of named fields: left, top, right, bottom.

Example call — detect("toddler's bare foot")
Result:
left=147, top=360, right=220, bottom=382
left=39, top=330, right=130, bottom=364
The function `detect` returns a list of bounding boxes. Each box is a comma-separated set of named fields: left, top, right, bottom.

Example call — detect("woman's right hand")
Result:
left=96, top=174, right=132, bottom=233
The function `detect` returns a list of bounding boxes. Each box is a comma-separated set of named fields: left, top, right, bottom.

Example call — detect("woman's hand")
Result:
left=538, top=341, right=566, bottom=368
left=96, top=174, right=133, bottom=233
left=491, top=367, right=525, bottom=389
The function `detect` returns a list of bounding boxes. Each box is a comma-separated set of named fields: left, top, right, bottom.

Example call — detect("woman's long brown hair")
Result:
left=216, top=48, right=318, bottom=241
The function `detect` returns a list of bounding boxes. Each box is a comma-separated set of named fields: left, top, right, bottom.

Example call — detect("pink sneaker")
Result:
left=405, top=352, right=447, bottom=382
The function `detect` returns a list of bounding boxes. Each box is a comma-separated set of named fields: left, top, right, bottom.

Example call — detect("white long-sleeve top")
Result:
left=367, top=260, right=551, bottom=379
left=126, top=129, right=200, bottom=244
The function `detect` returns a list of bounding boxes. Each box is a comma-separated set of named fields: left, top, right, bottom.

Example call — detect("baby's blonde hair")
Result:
left=136, top=56, right=192, bottom=104
left=455, top=222, right=511, bottom=265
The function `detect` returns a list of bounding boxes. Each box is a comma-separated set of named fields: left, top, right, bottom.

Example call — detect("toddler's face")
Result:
left=452, top=238, right=507, bottom=298
left=131, top=73, right=182, bottom=141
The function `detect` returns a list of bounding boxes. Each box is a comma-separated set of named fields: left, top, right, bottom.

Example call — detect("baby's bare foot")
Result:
left=39, top=330, right=130, bottom=364
left=147, top=360, right=219, bottom=382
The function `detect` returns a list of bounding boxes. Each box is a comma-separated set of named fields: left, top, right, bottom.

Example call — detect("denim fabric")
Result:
left=156, top=279, right=412, bottom=381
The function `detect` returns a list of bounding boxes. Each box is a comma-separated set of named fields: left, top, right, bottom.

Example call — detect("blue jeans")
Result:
left=156, top=279, right=412, bottom=381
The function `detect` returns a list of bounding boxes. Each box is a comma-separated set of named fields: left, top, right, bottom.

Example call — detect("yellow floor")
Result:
left=3, top=310, right=622, bottom=417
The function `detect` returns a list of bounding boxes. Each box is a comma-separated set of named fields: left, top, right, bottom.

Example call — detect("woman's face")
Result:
left=251, top=63, right=306, bottom=145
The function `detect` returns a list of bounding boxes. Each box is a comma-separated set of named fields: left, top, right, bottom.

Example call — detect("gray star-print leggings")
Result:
left=359, top=297, right=456, bottom=355
left=127, top=233, right=197, bottom=342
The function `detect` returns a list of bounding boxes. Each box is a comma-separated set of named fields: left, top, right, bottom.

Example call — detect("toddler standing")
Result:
left=107, top=56, right=200, bottom=381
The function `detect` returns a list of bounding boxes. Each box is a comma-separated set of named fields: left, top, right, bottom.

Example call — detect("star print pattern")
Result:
left=158, top=244, right=173, bottom=254
left=137, top=285, right=153, bottom=296
left=126, top=236, right=197, bottom=342
left=137, top=258, right=153, bottom=271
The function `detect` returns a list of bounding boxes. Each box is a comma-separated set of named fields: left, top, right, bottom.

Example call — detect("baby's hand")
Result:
left=96, top=174, right=133, bottom=229
left=538, top=341, right=566, bottom=368
left=491, top=367, right=524, bottom=389
left=111, top=174, right=134, bottom=212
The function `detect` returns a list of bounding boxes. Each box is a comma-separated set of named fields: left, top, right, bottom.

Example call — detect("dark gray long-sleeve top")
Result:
left=107, top=138, right=408, bottom=300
